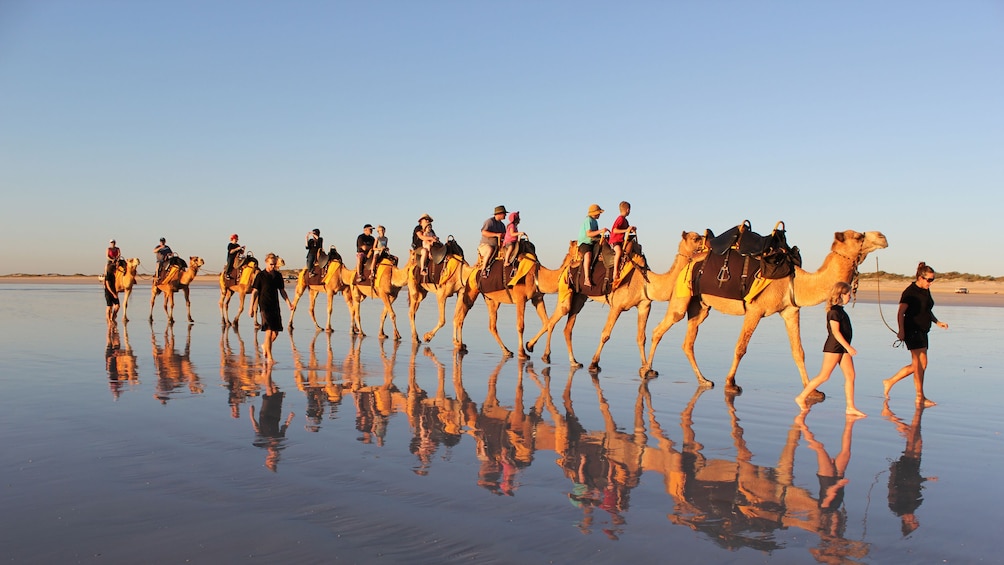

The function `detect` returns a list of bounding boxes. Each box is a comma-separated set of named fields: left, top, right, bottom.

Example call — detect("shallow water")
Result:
left=2, top=283, right=1002, bottom=563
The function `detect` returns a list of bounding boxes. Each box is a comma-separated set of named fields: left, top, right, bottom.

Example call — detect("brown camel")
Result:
left=644, top=230, right=888, bottom=392
left=405, top=248, right=475, bottom=343
left=452, top=249, right=570, bottom=358
left=218, top=255, right=266, bottom=327
left=149, top=256, right=204, bottom=324
left=110, top=257, right=141, bottom=322
left=345, top=255, right=409, bottom=340
left=526, top=232, right=707, bottom=370
left=288, top=256, right=354, bottom=332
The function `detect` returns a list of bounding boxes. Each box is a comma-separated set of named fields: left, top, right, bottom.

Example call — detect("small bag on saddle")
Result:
left=757, top=222, right=801, bottom=280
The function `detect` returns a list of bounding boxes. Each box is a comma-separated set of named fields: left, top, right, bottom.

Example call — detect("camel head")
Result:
left=831, top=230, right=888, bottom=263
left=189, top=256, right=205, bottom=270
left=126, top=257, right=140, bottom=274
left=679, top=231, right=707, bottom=258
left=275, top=256, right=286, bottom=268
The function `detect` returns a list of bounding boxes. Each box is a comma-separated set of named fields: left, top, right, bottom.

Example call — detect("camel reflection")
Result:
left=351, top=338, right=403, bottom=446
left=249, top=364, right=294, bottom=472
left=884, top=402, right=935, bottom=537
left=150, top=322, right=203, bottom=404
left=289, top=329, right=344, bottom=432
left=219, top=324, right=261, bottom=418
left=528, top=367, right=634, bottom=537
left=105, top=323, right=139, bottom=399
left=405, top=346, right=474, bottom=475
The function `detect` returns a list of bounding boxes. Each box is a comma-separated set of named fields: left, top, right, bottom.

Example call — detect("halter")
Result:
left=832, top=248, right=863, bottom=304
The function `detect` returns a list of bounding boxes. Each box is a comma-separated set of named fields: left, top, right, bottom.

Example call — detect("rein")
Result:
left=833, top=249, right=862, bottom=305
left=873, top=257, right=903, bottom=346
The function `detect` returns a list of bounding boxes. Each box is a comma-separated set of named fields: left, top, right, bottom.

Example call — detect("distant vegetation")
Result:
left=859, top=271, right=1000, bottom=282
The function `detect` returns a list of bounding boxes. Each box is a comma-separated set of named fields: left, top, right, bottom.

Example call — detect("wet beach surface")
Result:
left=2, top=282, right=1002, bottom=563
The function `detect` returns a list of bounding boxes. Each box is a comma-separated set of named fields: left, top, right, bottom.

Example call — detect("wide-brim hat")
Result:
left=494, top=205, right=507, bottom=215
left=587, top=203, right=604, bottom=215
left=418, top=213, right=434, bottom=222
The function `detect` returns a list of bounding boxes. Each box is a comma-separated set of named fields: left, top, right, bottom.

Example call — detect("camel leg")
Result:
left=682, top=302, right=714, bottom=388
left=308, top=290, right=323, bottom=331
left=486, top=299, right=513, bottom=357
left=563, top=306, right=583, bottom=368
left=184, top=287, right=194, bottom=323
left=219, top=289, right=229, bottom=326
left=515, top=297, right=528, bottom=358
left=324, top=290, right=336, bottom=332
left=408, top=288, right=424, bottom=343
left=233, top=291, right=245, bottom=327
left=165, top=291, right=174, bottom=324
left=643, top=295, right=690, bottom=378
left=779, top=307, right=819, bottom=398
left=122, top=288, right=132, bottom=323
left=721, top=311, right=765, bottom=394
left=423, top=290, right=449, bottom=343
left=288, top=284, right=306, bottom=330
left=589, top=301, right=648, bottom=372
left=384, top=296, right=401, bottom=341
left=523, top=294, right=551, bottom=358
left=527, top=295, right=573, bottom=365
left=149, top=287, right=158, bottom=322
left=452, top=287, right=477, bottom=352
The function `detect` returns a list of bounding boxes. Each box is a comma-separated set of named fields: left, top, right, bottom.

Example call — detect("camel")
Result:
left=109, top=257, right=141, bottom=322
left=526, top=232, right=707, bottom=370
left=452, top=247, right=570, bottom=358
left=405, top=247, right=475, bottom=343
left=218, top=254, right=267, bottom=327
left=643, top=230, right=888, bottom=393
left=288, top=255, right=354, bottom=332
left=149, top=256, right=204, bottom=324
left=345, top=255, right=409, bottom=340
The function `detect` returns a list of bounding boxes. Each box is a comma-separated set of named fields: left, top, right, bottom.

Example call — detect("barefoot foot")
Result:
left=918, top=397, right=937, bottom=407
left=882, top=378, right=894, bottom=398
left=846, top=408, right=867, bottom=418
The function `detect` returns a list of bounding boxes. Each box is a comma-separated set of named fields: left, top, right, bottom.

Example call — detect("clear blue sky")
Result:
left=2, top=1, right=1001, bottom=276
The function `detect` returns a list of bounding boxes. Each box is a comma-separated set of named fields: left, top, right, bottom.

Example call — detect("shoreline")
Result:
left=2, top=275, right=1002, bottom=307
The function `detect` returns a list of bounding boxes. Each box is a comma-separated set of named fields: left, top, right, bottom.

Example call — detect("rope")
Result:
left=874, top=257, right=904, bottom=348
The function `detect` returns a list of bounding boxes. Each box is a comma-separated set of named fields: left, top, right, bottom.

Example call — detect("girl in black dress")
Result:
left=796, top=282, right=865, bottom=417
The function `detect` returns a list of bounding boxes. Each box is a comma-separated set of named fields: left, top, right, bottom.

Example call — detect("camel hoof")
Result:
left=394, top=334, right=402, bottom=342
left=588, top=363, right=600, bottom=373
left=326, top=328, right=334, bottom=333
left=541, top=354, right=551, bottom=364
left=525, top=342, right=535, bottom=353
left=378, top=333, right=388, bottom=340
left=641, top=369, right=659, bottom=380
left=698, top=379, right=714, bottom=388
left=518, top=350, right=529, bottom=360
left=807, top=389, right=826, bottom=402
left=571, top=361, right=583, bottom=369
left=503, top=350, right=514, bottom=358
left=423, top=333, right=434, bottom=342
left=188, top=317, right=195, bottom=323
left=725, top=384, right=743, bottom=395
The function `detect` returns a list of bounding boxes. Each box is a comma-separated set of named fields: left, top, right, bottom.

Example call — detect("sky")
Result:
left=2, top=1, right=1002, bottom=277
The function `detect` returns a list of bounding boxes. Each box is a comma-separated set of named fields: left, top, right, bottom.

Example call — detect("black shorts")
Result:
left=104, top=288, right=120, bottom=307
left=577, top=242, right=594, bottom=256
left=904, top=330, right=929, bottom=351
left=260, top=307, right=284, bottom=333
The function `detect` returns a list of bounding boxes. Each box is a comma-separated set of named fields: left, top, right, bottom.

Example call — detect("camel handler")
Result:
left=478, top=205, right=507, bottom=277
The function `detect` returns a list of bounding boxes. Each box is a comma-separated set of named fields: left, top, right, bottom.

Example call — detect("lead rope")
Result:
left=874, top=257, right=904, bottom=347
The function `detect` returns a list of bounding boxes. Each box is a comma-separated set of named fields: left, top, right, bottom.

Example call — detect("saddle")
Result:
left=696, top=221, right=801, bottom=301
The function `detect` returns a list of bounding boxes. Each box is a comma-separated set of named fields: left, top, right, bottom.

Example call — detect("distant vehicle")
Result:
left=955, top=287, right=969, bottom=294
left=286, top=274, right=298, bottom=281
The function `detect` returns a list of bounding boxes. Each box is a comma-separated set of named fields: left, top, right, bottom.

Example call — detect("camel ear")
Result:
left=681, top=230, right=687, bottom=238
left=834, top=232, right=846, bottom=243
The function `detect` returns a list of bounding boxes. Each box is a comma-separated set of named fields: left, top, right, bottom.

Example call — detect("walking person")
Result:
left=104, top=259, right=120, bottom=323
left=796, top=282, right=865, bottom=417
left=250, top=253, right=293, bottom=364
left=883, top=262, right=949, bottom=407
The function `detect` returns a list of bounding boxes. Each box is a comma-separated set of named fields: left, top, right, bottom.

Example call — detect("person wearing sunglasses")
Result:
left=883, top=262, right=949, bottom=407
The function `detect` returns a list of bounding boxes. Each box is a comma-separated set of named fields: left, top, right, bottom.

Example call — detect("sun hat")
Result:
left=587, top=204, right=604, bottom=215
left=109, top=239, right=116, bottom=243
left=494, top=205, right=507, bottom=215
left=418, top=213, right=434, bottom=222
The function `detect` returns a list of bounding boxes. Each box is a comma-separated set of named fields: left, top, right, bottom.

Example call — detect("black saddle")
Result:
left=706, top=220, right=769, bottom=256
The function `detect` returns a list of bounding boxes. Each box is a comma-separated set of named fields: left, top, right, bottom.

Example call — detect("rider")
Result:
left=225, top=233, right=244, bottom=281
left=355, top=224, right=375, bottom=281
left=577, top=204, right=608, bottom=288
left=107, top=239, right=121, bottom=264
left=305, top=229, right=323, bottom=274
left=153, top=237, right=172, bottom=283
left=478, top=205, right=507, bottom=277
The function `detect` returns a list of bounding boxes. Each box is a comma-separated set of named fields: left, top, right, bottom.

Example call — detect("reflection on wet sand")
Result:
left=150, top=322, right=203, bottom=403
left=219, top=324, right=262, bottom=418
left=105, top=322, right=139, bottom=399
left=884, top=403, right=935, bottom=537
left=249, top=363, right=294, bottom=472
